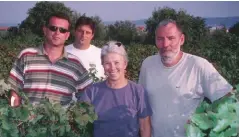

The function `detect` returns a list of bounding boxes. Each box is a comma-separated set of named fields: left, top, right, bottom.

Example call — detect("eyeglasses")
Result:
left=115, top=42, right=122, bottom=47
left=105, top=42, right=123, bottom=48
left=47, top=26, right=69, bottom=34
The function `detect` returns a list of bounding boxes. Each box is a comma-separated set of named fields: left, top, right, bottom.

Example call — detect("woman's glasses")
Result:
left=105, top=42, right=122, bottom=47
left=115, top=42, right=122, bottom=47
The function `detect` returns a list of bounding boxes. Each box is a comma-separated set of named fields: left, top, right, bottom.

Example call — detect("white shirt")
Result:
left=139, top=52, right=232, bottom=137
left=65, top=44, right=105, bottom=79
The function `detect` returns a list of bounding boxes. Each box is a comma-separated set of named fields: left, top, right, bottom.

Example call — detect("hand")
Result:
left=10, top=91, right=21, bottom=107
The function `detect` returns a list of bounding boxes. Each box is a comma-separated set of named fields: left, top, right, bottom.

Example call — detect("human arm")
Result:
left=8, top=55, right=24, bottom=107
left=202, top=60, right=233, bottom=102
left=137, top=85, right=153, bottom=137
left=139, top=116, right=151, bottom=137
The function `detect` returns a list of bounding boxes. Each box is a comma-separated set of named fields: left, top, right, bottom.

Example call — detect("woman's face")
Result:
left=102, top=52, right=127, bottom=82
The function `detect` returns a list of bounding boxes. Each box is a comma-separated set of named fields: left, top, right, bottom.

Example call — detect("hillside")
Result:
left=104, top=16, right=239, bottom=28
left=1, top=17, right=239, bottom=29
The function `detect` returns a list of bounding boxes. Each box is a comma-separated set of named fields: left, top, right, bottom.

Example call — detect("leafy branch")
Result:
left=0, top=79, right=97, bottom=137
left=186, top=85, right=239, bottom=137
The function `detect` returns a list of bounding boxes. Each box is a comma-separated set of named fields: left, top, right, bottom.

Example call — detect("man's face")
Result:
left=43, top=17, right=70, bottom=47
left=74, top=25, right=94, bottom=47
left=155, top=23, right=185, bottom=64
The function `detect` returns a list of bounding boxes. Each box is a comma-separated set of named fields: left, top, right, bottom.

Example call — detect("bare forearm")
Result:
left=140, top=128, right=151, bottom=137
left=139, top=116, right=151, bottom=137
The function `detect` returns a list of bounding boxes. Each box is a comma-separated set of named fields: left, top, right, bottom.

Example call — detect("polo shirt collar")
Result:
left=37, top=45, right=69, bottom=59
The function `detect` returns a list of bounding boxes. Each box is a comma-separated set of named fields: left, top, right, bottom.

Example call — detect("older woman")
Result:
left=79, top=41, right=152, bottom=137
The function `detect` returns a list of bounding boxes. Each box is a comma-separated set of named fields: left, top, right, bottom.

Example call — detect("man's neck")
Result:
left=74, top=43, right=90, bottom=50
left=163, top=51, right=183, bottom=67
left=106, top=77, right=128, bottom=89
left=43, top=43, right=64, bottom=63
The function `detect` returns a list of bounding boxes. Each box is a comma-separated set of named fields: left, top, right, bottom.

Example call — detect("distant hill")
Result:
left=204, top=17, right=239, bottom=28
left=1, top=17, right=239, bottom=29
left=104, top=16, right=239, bottom=28
left=0, top=23, right=18, bottom=27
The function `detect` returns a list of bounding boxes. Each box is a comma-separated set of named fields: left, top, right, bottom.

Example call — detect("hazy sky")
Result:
left=0, top=1, right=239, bottom=24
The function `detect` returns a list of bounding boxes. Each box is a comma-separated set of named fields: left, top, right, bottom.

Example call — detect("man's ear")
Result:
left=180, top=34, right=185, bottom=46
left=65, top=32, right=70, bottom=40
left=91, top=33, right=95, bottom=40
left=43, top=26, right=47, bottom=36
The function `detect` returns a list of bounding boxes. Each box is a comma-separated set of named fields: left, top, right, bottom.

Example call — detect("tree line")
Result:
left=2, top=1, right=239, bottom=45
left=1, top=1, right=239, bottom=85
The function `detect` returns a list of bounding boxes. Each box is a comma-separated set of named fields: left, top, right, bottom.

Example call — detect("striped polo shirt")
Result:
left=8, top=45, right=93, bottom=105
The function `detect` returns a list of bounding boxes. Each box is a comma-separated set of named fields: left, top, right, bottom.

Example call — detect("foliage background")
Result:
left=1, top=2, right=239, bottom=85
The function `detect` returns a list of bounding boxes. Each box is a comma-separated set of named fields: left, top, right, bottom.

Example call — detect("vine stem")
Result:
left=18, top=121, right=23, bottom=127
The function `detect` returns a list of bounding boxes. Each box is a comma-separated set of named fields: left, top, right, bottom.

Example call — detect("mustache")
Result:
left=160, top=49, right=175, bottom=53
left=160, top=47, right=180, bottom=53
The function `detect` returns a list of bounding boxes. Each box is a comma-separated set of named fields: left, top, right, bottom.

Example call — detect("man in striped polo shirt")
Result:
left=8, top=12, right=93, bottom=107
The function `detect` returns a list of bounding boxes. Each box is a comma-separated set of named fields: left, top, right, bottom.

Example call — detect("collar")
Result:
left=37, top=45, right=69, bottom=59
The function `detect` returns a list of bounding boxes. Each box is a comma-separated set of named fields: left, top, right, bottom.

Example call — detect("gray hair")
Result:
left=155, top=19, right=183, bottom=34
left=101, top=41, right=128, bottom=64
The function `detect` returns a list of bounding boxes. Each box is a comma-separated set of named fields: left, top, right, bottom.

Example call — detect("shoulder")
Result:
left=17, top=47, right=38, bottom=59
left=141, top=54, right=159, bottom=68
left=90, top=44, right=101, bottom=52
left=184, top=52, right=211, bottom=70
left=86, top=81, right=106, bottom=92
left=65, top=44, right=74, bottom=51
left=67, top=52, right=84, bottom=66
left=127, top=80, right=145, bottom=92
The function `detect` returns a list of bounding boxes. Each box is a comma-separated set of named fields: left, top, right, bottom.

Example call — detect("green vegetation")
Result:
left=229, top=22, right=239, bottom=37
left=186, top=87, right=239, bottom=137
left=0, top=80, right=97, bottom=137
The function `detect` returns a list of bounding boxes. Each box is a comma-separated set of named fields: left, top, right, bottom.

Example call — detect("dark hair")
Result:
left=45, top=12, right=71, bottom=30
left=75, top=16, right=96, bottom=34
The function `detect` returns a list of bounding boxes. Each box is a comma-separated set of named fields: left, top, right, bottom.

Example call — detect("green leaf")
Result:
left=224, top=127, right=237, bottom=137
left=59, top=126, right=65, bottom=136
left=1, top=116, right=11, bottom=130
left=29, top=114, right=44, bottom=124
left=191, top=113, right=214, bottom=130
left=206, top=111, right=217, bottom=127
left=234, top=102, right=239, bottom=118
left=9, top=125, right=19, bottom=137
left=195, top=101, right=210, bottom=113
left=185, top=124, right=206, bottom=137
left=235, top=84, right=239, bottom=93
left=36, top=127, right=47, bottom=137
left=26, top=128, right=37, bottom=137
left=50, top=124, right=60, bottom=132
left=209, top=131, right=220, bottom=137
left=213, top=119, right=231, bottom=133
left=0, top=99, right=8, bottom=105
left=74, top=117, right=81, bottom=124
left=65, top=124, right=71, bottom=132
left=0, top=107, right=9, bottom=116
left=19, top=106, right=30, bottom=121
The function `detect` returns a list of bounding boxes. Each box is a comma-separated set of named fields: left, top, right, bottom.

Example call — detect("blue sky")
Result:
left=0, top=1, right=239, bottom=24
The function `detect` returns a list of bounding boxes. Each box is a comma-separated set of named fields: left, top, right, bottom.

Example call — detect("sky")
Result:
left=0, top=1, right=239, bottom=24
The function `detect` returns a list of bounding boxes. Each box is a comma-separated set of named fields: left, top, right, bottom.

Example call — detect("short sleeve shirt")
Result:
left=79, top=80, right=152, bottom=137
left=138, top=52, right=232, bottom=137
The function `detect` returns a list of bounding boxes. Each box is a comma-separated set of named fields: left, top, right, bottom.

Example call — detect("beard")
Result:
left=159, top=48, right=180, bottom=65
